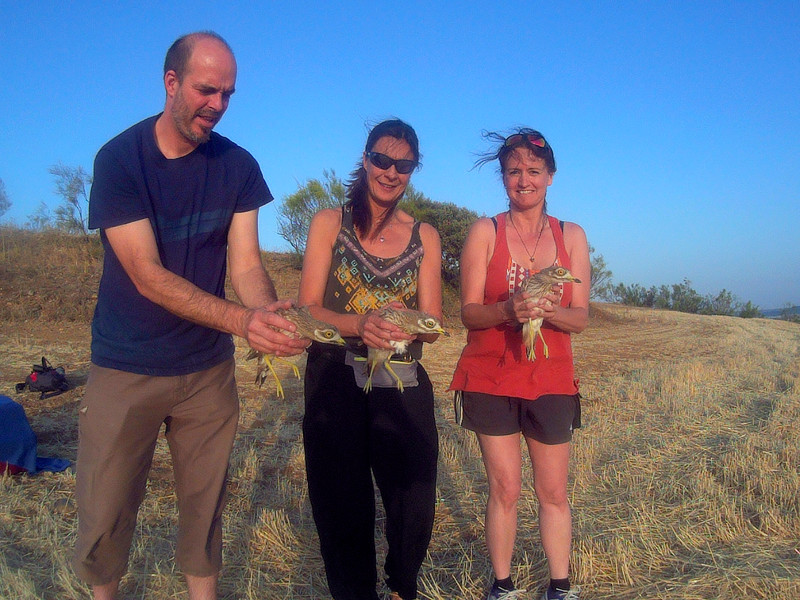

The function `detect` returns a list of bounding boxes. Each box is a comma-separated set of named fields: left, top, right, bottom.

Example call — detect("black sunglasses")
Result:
left=366, top=152, right=418, bottom=175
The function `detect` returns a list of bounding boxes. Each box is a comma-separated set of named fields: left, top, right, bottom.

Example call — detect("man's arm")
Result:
left=104, top=216, right=306, bottom=356
left=227, top=208, right=278, bottom=308
left=226, top=209, right=310, bottom=354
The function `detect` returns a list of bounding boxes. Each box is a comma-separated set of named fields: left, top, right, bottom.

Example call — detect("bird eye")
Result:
left=324, top=331, right=332, bottom=339
left=556, top=268, right=566, bottom=276
left=424, top=318, right=435, bottom=328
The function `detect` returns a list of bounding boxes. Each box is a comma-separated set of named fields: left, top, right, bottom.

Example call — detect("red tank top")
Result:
left=449, top=213, right=579, bottom=400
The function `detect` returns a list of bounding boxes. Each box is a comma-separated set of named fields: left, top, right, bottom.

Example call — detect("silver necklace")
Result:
left=508, top=212, right=546, bottom=263
left=378, top=220, right=393, bottom=243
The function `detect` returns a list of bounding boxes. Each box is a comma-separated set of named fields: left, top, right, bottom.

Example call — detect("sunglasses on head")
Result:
left=504, top=133, right=547, bottom=148
left=366, top=152, right=417, bottom=175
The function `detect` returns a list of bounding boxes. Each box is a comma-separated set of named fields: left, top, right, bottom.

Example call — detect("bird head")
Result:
left=378, top=306, right=448, bottom=336
left=278, top=306, right=345, bottom=345
left=413, top=314, right=448, bottom=336
left=536, top=265, right=581, bottom=284
left=312, top=326, right=346, bottom=345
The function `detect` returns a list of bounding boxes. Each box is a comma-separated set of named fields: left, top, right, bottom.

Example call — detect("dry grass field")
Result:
left=1, top=229, right=799, bottom=599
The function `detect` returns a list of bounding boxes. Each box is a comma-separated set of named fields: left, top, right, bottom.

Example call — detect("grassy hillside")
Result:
left=1, top=229, right=799, bottom=599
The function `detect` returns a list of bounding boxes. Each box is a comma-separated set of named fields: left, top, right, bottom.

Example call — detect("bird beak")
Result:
left=572, top=277, right=582, bottom=284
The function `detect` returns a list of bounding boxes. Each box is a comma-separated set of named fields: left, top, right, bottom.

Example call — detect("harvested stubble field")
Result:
left=1, top=229, right=799, bottom=599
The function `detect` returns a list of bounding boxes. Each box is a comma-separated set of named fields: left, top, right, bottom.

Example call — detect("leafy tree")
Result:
left=400, top=184, right=479, bottom=287
left=611, top=282, right=654, bottom=307
left=588, top=245, right=613, bottom=301
left=0, top=178, right=10, bottom=219
left=653, top=284, right=671, bottom=309
left=738, top=301, right=762, bottom=318
left=700, top=289, right=738, bottom=316
left=49, top=163, right=91, bottom=235
left=669, top=279, right=704, bottom=314
left=277, top=170, right=345, bottom=262
left=612, top=277, right=764, bottom=319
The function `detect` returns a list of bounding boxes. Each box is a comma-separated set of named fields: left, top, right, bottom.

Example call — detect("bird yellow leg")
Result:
left=363, top=361, right=378, bottom=393
left=383, top=361, right=405, bottom=393
left=254, top=355, right=285, bottom=399
left=254, top=356, right=300, bottom=399
left=538, top=329, right=550, bottom=359
left=274, top=356, right=301, bottom=380
left=525, top=328, right=537, bottom=361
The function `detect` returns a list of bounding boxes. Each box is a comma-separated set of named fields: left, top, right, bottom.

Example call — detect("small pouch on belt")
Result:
left=345, top=350, right=419, bottom=389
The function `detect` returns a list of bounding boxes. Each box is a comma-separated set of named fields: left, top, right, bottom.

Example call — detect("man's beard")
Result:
left=171, top=96, right=217, bottom=145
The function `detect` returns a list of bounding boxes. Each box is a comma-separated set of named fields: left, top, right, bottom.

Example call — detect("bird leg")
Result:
left=525, top=323, right=537, bottom=361
left=253, top=354, right=300, bottom=399
left=383, top=360, right=405, bottom=393
left=363, top=361, right=377, bottom=393
left=363, top=355, right=404, bottom=393
left=539, top=328, right=549, bottom=359
left=524, top=319, right=550, bottom=361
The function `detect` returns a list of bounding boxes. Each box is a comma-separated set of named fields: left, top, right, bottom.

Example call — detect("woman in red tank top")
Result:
left=450, top=130, right=590, bottom=600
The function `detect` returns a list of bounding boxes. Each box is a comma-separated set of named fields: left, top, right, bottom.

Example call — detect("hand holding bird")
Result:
left=518, top=265, right=581, bottom=361
left=246, top=306, right=345, bottom=398
left=361, top=306, right=447, bottom=393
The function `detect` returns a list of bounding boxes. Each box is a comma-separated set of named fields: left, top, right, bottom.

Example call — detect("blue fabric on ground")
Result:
left=0, top=395, right=70, bottom=474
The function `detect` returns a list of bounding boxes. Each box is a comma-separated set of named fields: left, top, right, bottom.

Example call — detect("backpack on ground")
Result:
left=15, top=357, right=69, bottom=399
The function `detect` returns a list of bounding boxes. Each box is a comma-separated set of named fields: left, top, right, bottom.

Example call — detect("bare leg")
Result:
left=477, top=433, right=523, bottom=580
left=91, top=580, right=119, bottom=600
left=526, top=437, right=571, bottom=579
left=186, top=573, right=218, bottom=600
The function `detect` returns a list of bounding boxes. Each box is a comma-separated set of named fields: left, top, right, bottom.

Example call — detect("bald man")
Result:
left=73, top=31, right=307, bottom=600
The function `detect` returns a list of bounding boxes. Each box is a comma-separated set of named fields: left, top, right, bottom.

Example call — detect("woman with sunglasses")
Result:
left=298, top=119, right=443, bottom=600
left=450, top=129, right=590, bottom=600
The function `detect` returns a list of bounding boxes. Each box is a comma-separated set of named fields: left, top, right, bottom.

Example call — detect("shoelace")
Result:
left=546, top=587, right=581, bottom=600
left=494, top=588, right=527, bottom=599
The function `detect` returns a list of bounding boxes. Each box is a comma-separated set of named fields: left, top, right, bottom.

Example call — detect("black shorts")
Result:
left=460, top=391, right=581, bottom=445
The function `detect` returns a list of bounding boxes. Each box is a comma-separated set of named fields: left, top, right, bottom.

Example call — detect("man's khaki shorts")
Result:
left=73, top=358, right=238, bottom=585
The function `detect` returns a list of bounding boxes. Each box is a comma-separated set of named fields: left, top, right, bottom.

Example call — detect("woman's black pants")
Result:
left=302, top=354, right=439, bottom=600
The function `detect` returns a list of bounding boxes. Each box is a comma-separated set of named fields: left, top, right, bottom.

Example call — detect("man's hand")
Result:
left=243, top=300, right=311, bottom=356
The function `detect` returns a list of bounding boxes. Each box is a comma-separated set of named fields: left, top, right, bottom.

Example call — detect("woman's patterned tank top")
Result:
left=323, top=203, right=423, bottom=314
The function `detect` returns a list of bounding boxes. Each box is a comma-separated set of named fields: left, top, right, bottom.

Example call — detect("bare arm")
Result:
left=532, top=221, right=590, bottom=333
left=297, top=209, right=362, bottom=335
left=414, top=222, right=443, bottom=343
left=226, top=209, right=310, bottom=354
left=105, top=216, right=306, bottom=356
left=460, top=218, right=515, bottom=330
left=227, top=209, right=278, bottom=307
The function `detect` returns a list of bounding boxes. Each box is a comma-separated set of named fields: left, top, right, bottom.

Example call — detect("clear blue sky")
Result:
left=2, top=1, right=798, bottom=310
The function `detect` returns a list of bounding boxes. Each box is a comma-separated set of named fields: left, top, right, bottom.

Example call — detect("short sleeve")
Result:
left=233, top=148, right=273, bottom=213
left=88, top=145, right=149, bottom=230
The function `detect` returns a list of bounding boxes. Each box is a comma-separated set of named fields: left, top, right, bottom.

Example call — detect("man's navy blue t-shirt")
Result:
left=88, top=114, right=272, bottom=376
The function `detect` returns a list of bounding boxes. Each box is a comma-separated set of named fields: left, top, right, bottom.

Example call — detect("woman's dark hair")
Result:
left=164, top=31, right=233, bottom=81
left=474, top=128, right=557, bottom=175
left=346, top=119, right=421, bottom=237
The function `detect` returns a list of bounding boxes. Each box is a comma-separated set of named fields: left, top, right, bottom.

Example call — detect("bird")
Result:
left=246, top=305, right=345, bottom=398
left=519, top=265, right=581, bottom=361
left=362, top=306, right=447, bottom=393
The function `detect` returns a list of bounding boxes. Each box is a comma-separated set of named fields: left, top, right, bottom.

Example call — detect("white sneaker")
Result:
left=540, top=585, right=580, bottom=600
